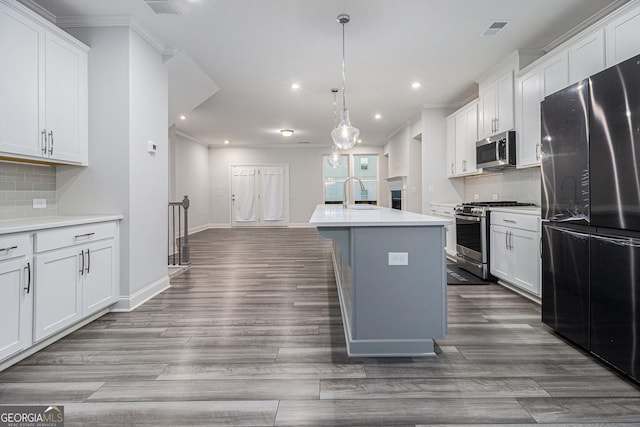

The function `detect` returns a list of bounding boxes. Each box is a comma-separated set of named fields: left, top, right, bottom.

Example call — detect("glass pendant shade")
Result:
left=327, top=144, right=342, bottom=168
left=331, top=108, right=360, bottom=149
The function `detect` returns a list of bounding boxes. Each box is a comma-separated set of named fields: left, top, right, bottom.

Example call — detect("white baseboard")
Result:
left=207, top=223, right=232, bottom=229
left=288, top=223, right=314, bottom=228
left=188, top=224, right=209, bottom=235
left=112, top=275, right=171, bottom=312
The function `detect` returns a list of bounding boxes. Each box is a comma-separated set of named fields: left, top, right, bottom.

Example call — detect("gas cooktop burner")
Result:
left=462, top=201, right=536, bottom=207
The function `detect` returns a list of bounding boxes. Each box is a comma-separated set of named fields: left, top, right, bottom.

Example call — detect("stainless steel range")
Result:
left=454, top=201, right=535, bottom=279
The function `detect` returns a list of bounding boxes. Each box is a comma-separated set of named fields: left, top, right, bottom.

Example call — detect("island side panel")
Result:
left=316, top=227, right=354, bottom=335
left=352, top=226, right=447, bottom=341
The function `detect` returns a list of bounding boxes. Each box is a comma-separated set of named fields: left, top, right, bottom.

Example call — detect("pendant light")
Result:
left=331, top=14, right=359, bottom=150
left=327, top=88, right=343, bottom=168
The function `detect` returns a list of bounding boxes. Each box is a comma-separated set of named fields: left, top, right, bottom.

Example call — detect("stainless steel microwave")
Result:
left=475, top=131, right=516, bottom=170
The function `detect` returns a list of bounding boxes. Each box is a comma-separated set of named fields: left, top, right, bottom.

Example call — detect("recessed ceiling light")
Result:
left=374, top=113, right=382, bottom=120
left=411, top=82, right=421, bottom=89
left=179, top=115, right=186, bottom=120
left=224, top=140, right=230, bottom=145
left=280, top=129, right=294, bottom=137
left=291, top=83, right=300, bottom=90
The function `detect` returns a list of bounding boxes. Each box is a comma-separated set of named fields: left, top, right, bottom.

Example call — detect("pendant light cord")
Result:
left=333, top=90, right=338, bottom=127
left=341, top=22, right=347, bottom=109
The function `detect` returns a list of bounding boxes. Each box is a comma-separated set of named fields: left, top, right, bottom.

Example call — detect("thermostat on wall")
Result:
left=147, top=141, right=157, bottom=154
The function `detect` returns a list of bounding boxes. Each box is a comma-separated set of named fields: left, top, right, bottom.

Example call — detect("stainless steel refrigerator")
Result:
left=541, top=53, right=640, bottom=382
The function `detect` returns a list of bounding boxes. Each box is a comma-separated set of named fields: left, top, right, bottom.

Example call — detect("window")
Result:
left=322, top=154, right=378, bottom=205
left=352, top=155, right=378, bottom=204
left=322, top=154, right=348, bottom=204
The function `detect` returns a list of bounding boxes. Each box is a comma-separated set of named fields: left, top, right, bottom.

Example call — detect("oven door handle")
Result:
left=455, top=214, right=481, bottom=222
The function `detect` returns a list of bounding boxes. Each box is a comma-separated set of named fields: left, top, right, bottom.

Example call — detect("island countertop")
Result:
left=309, top=204, right=451, bottom=227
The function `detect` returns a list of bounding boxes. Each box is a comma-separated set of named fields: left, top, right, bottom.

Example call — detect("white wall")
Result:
left=421, top=108, right=464, bottom=212
left=208, top=145, right=386, bottom=226
left=169, top=130, right=210, bottom=232
left=57, top=26, right=131, bottom=296
left=464, top=167, right=540, bottom=204
left=57, top=26, right=169, bottom=310
left=128, top=29, right=169, bottom=296
left=387, top=127, right=410, bottom=178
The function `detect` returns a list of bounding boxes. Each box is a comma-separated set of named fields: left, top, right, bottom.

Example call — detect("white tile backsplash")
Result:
left=0, top=161, right=57, bottom=219
left=464, top=167, right=540, bottom=205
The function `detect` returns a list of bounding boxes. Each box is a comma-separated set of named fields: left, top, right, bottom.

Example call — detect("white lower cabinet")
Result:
left=0, top=234, right=32, bottom=361
left=430, top=203, right=456, bottom=258
left=34, top=246, right=82, bottom=342
left=490, top=211, right=541, bottom=296
left=33, top=222, right=118, bottom=342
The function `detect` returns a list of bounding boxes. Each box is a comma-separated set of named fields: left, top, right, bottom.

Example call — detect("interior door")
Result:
left=231, top=165, right=288, bottom=227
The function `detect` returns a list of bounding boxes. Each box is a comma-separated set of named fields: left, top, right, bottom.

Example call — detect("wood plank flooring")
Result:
left=1, top=227, right=639, bottom=426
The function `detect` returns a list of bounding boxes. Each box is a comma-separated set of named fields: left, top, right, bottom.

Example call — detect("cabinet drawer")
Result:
left=0, top=234, right=30, bottom=261
left=35, top=222, right=116, bottom=253
left=490, top=212, right=540, bottom=232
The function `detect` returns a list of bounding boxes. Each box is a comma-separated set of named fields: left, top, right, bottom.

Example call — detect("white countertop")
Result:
left=0, top=215, right=123, bottom=235
left=309, top=204, right=451, bottom=227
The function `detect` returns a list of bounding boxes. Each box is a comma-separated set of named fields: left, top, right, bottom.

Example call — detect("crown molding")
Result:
left=174, top=129, right=210, bottom=147
left=542, top=0, right=631, bottom=52
left=54, top=15, right=176, bottom=56
left=16, top=0, right=56, bottom=23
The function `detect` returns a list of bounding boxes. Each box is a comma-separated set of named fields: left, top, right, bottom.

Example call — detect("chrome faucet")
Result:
left=343, top=176, right=366, bottom=209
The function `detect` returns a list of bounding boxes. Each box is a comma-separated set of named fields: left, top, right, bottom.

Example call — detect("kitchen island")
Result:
left=309, top=204, right=450, bottom=357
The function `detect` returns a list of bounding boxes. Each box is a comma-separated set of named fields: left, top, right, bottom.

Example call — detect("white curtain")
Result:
left=233, top=168, right=256, bottom=222
left=261, top=167, right=284, bottom=221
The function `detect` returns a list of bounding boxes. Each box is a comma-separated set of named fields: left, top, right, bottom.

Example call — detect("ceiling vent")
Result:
left=481, top=21, right=509, bottom=37
left=143, top=0, right=181, bottom=15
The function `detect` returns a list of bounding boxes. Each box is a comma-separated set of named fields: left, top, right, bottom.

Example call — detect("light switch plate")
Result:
left=388, top=252, right=409, bottom=266
left=33, top=199, right=46, bottom=209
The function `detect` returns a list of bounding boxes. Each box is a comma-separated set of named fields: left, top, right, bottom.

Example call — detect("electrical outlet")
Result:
left=428, top=185, right=434, bottom=193
left=473, top=194, right=480, bottom=200
left=492, top=193, right=499, bottom=200
left=388, top=252, right=409, bottom=266
left=33, top=199, right=46, bottom=209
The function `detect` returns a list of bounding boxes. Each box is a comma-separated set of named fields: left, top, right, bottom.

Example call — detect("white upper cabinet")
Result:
left=0, top=1, right=88, bottom=165
left=606, top=1, right=640, bottom=66
left=0, top=4, right=43, bottom=159
left=44, top=31, right=88, bottom=164
left=569, top=29, right=605, bottom=83
left=478, top=70, right=514, bottom=138
left=515, top=68, right=542, bottom=168
left=447, top=100, right=479, bottom=177
left=540, top=51, right=569, bottom=97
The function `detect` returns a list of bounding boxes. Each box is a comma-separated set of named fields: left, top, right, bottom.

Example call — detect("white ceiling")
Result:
left=28, top=0, right=627, bottom=147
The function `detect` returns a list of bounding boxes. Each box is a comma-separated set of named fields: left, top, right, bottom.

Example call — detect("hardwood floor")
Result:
left=2, top=227, right=639, bottom=426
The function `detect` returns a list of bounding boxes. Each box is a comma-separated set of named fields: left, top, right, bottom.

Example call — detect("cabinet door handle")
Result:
left=540, top=236, right=543, bottom=258
left=74, top=232, right=95, bottom=240
left=509, top=231, right=513, bottom=250
left=24, top=262, right=31, bottom=293
left=86, top=248, right=90, bottom=274
left=505, top=230, right=509, bottom=249
left=0, top=245, right=18, bottom=252
left=503, top=219, right=517, bottom=223
left=48, top=131, right=54, bottom=155
left=41, top=129, right=48, bottom=155
left=80, top=249, right=85, bottom=275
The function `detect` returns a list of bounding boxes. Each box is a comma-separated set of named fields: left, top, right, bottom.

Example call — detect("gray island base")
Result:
left=309, top=204, right=450, bottom=357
